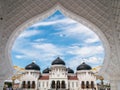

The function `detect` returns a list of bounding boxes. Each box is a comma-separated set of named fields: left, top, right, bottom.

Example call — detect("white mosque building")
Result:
left=19, top=57, right=97, bottom=90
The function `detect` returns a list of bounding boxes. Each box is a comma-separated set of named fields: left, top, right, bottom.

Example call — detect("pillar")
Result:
left=117, top=80, right=120, bottom=90
left=110, top=80, right=117, bottom=90
left=0, top=81, right=4, bottom=90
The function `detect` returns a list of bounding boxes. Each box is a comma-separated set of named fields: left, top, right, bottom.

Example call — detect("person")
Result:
left=6, top=87, right=9, bottom=90
left=9, top=87, right=12, bottom=90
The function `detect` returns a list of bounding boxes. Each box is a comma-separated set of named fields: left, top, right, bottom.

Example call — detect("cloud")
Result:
left=67, top=58, right=81, bottom=70
left=34, top=38, right=46, bottom=42
left=31, top=18, right=76, bottom=27
left=86, top=57, right=102, bottom=64
left=67, top=56, right=103, bottom=71
left=30, top=13, right=100, bottom=45
left=12, top=35, right=104, bottom=66
left=32, top=43, right=62, bottom=56
left=15, top=55, right=25, bottom=59
left=66, top=45, right=104, bottom=57
left=52, top=19, right=98, bottom=42
left=18, top=30, right=41, bottom=38
left=85, top=35, right=100, bottom=43
left=12, top=39, right=63, bottom=62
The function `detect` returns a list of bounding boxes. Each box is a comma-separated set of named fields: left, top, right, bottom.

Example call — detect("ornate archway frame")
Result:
left=6, top=4, right=110, bottom=79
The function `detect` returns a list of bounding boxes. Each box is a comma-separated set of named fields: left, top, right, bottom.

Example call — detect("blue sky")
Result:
left=11, top=11, right=104, bottom=71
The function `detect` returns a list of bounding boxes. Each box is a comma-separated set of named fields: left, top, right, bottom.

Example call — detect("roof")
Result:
left=77, top=62, right=92, bottom=70
left=52, top=57, right=65, bottom=65
left=25, top=62, right=40, bottom=71
left=39, top=76, right=49, bottom=80
left=67, top=68, right=74, bottom=73
left=43, top=68, right=49, bottom=73
left=68, top=76, right=78, bottom=80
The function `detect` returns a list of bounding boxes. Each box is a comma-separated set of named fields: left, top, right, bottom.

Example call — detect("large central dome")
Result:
left=77, top=62, right=92, bottom=70
left=51, top=57, right=65, bottom=65
left=25, top=62, right=40, bottom=71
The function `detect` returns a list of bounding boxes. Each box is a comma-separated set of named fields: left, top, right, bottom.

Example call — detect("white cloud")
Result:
left=31, top=18, right=76, bottom=27
left=31, top=15, right=100, bottom=45
left=85, top=35, right=100, bottom=43
left=34, top=38, right=46, bottom=42
left=67, top=56, right=103, bottom=71
left=86, top=57, right=102, bottom=64
left=53, top=20, right=97, bottom=42
left=13, top=40, right=63, bottom=62
left=15, top=55, right=25, bottom=59
left=18, top=30, right=41, bottom=38
left=13, top=33, right=104, bottom=64
left=66, top=45, right=104, bottom=57
left=67, top=58, right=81, bottom=70
left=32, top=43, right=62, bottom=56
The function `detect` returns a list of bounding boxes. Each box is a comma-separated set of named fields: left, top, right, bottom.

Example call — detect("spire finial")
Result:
left=32, top=60, right=36, bottom=63
left=81, top=58, right=86, bottom=64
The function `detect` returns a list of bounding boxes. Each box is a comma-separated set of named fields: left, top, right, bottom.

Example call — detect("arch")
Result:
left=32, top=81, right=35, bottom=88
left=81, top=81, right=85, bottom=89
left=86, top=81, right=89, bottom=88
left=27, top=81, right=30, bottom=89
left=22, top=81, right=26, bottom=88
left=61, top=80, right=66, bottom=88
left=56, top=80, right=60, bottom=89
left=6, top=3, right=110, bottom=78
left=51, top=80, right=55, bottom=88
left=91, top=81, right=94, bottom=88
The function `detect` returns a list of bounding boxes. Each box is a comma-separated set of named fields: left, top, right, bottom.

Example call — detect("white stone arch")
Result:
left=6, top=4, right=110, bottom=79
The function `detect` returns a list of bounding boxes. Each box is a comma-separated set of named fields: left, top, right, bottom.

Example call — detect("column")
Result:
left=117, top=80, right=120, bottom=90
left=110, top=80, right=117, bottom=90
left=0, top=81, right=4, bottom=90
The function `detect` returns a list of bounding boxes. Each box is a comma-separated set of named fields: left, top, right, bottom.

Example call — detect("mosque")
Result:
left=19, top=57, right=97, bottom=90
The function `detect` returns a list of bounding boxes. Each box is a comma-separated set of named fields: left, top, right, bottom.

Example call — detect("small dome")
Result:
left=77, top=62, right=92, bottom=70
left=25, top=62, right=40, bottom=71
left=43, top=68, right=49, bottom=73
left=52, top=57, right=65, bottom=65
left=67, top=68, right=74, bottom=73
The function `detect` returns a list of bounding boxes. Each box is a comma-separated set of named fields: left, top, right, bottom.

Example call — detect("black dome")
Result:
left=52, top=57, right=65, bottom=65
left=77, top=62, right=92, bottom=70
left=43, top=68, right=49, bottom=73
left=67, top=68, right=74, bottom=73
left=25, top=62, right=40, bottom=71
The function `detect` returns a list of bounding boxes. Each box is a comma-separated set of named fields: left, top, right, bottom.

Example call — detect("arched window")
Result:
left=56, top=81, right=60, bottom=89
left=32, top=81, right=35, bottom=88
left=51, top=81, right=55, bottom=88
left=91, top=81, right=94, bottom=88
left=22, top=81, right=26, bottom=88
left=81, top=81, right=85, bottom=89
left=72, top=82, right=74, bottom=87
left=27, top=81, right=30, bottom=88
left=86, top=81, right=89, bottom=88
left=61, top=81, right=66, bottom=88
